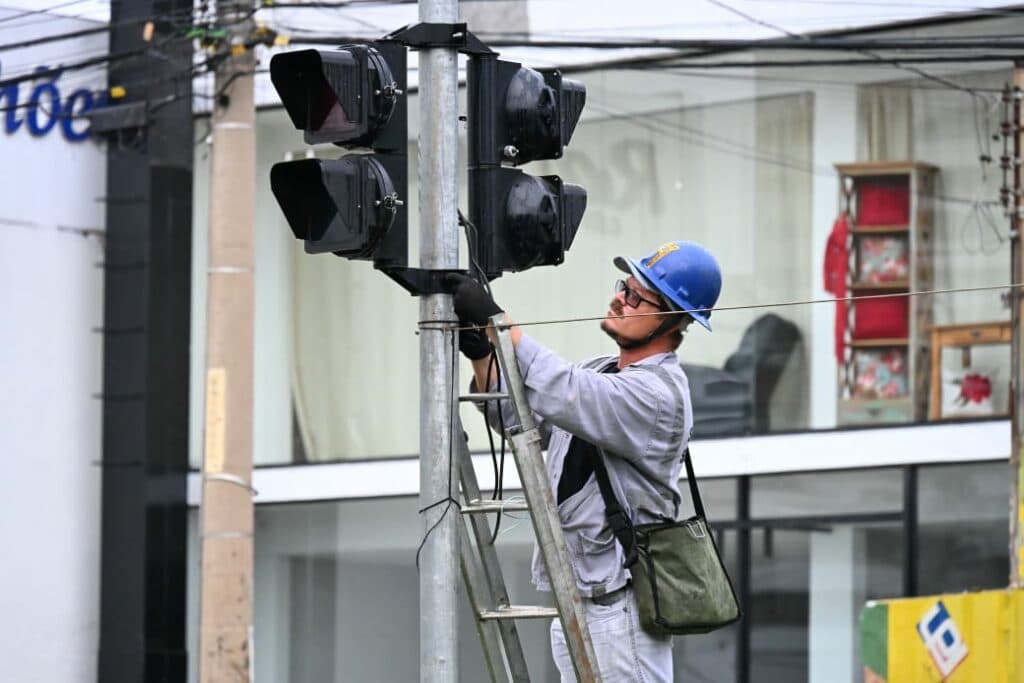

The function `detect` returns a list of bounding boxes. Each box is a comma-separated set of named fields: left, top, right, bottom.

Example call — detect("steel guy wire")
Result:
left=426, top=282, right=1024, bottom=334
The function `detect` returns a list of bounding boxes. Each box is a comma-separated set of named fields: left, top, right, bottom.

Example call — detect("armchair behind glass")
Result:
left=682, top=314, right=802, bottom=438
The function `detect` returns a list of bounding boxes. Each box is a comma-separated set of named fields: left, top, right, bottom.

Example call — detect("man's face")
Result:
left=601, top=277, right=668, bottom=345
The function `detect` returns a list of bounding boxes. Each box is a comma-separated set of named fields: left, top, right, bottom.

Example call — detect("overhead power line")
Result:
left=0, top=22, right=120, bottom=52
left=0, top=0, right=97, bottom=25
left=285, top=34, right=1024, bottom=51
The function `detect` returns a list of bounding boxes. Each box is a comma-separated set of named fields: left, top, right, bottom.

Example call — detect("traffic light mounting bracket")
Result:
left=384, top=22, right=493, bottom=55
left=368, top=23, right=493, bottom=296
left=382, top=268, right=470, bottom=296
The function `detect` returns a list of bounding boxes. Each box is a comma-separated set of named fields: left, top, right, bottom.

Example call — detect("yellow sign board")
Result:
left=861, top=589, right=1024, bottom=682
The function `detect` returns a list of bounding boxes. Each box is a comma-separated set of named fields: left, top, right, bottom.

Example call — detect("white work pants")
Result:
left=550, top=589, right=673, bottom=682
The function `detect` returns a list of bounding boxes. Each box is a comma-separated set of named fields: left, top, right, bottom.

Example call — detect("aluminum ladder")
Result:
left=456, top=316, right=602, bottom=682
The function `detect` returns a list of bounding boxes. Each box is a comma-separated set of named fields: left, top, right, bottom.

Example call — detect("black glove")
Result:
left=445, top=273, right=503, bottom=326
left=459, top=327, right=493, bottom=361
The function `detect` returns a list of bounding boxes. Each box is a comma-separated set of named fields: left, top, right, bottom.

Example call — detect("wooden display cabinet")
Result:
left=835, top=161, right=938, bottom=425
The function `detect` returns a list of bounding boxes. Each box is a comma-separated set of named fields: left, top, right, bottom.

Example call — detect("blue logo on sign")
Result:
left=0, top=62, right=99, bottom=142
left=916, top=600, right=968, bottom=678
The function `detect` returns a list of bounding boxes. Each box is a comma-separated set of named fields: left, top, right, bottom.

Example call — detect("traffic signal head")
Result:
left=468, top=56, right=587, bottom=279
left=269, top=154, right=406, bottom=264
left=496, top=171, right=586, bottom=271
left=270, top=43, right=405, bottom=150
left=501, top=64, right=586, bottom=165
left=269, top=41, right=408, bottom=268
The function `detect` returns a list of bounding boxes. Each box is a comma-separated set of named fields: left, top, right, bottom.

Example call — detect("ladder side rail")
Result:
left=491, top=318, right=603, bottom=683
left=456, top=422, right=532, bottom=682
left=459, top=521, right=507, bottom=683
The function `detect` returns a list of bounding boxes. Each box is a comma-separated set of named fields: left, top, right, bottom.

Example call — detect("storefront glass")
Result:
left=917, top=461, right=1010, bottom=595
left=260, top=65, right=1014, bottom=465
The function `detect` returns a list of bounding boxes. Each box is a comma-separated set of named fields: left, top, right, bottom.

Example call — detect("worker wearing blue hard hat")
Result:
left=446, top=240, right=723, bottom=682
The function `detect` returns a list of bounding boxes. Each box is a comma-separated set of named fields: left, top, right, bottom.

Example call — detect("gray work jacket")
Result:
left=477, top=333, right=693, bottom=598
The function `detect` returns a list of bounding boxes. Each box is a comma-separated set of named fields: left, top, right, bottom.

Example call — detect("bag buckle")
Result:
left=686, top=520, right=706, bottom=539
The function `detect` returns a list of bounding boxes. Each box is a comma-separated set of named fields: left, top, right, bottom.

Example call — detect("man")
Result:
left=448, top=240, right=722, bottom=682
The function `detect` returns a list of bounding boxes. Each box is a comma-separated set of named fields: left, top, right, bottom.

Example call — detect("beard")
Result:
left=601, top=300, right=629, bottom=347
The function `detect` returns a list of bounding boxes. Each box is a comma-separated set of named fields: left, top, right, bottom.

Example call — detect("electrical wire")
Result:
left=0, top=0, right=100, bottom=26
left=703, top=0, right=994, bottom=101
left=449, top=282, right=1024, bottom=335
left=415, top=326, right=462, bottom=571
left=0, top=22, right=115, bottom=52
left=457, top=209, right=511, bottom=542
left=583, top=97, right=1004, bottom=211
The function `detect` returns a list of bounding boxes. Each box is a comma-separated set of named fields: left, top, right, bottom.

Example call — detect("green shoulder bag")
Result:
left=595, top=448, right=741, bottom=636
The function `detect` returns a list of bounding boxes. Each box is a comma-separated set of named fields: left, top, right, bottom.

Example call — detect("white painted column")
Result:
left=808, top=526, right=863, bottom=683
left=810, top=88, right=859, bottom=427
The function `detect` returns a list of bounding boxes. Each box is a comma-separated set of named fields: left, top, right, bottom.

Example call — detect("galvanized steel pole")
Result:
left=419, top=0, right=461, bottom=679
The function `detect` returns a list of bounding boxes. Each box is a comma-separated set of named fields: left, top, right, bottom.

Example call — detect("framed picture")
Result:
left=941, top=367, right=997, bottom=418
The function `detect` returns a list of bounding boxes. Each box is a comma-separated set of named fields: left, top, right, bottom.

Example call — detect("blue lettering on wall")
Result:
left=0, top=62, right=96, bottom=142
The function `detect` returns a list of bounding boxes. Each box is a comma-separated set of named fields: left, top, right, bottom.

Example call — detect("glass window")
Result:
left=917, top=462, right=1010, bottom=594
left=250, top=497, right=560, bottom=682
left=204, top=48, right=1019, bottom=466
left=749, top=469, right=904, bottom=683
left=752, top=468, right=904, bottom=518
left=675, top=478, right=739, bottom=681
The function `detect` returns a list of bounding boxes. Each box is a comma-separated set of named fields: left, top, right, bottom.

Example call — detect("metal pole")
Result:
left=419, top=0, right=461, bottom=679
left=1011, top=63, right=1024, bottom=589
left=197, top=3, right=256, bottom=680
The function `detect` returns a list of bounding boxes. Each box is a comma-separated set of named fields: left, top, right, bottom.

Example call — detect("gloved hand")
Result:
left=445, top=273, right=503, bottom=326
left=459, top=327, right=493, bottom=361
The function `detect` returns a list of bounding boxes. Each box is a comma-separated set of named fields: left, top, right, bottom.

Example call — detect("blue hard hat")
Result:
left=614, top=241, right=722, bottom=331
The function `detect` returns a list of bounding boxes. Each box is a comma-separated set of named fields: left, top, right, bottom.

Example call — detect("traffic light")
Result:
left=468, top=56, right=587, bottom=279
left=268, top=42, right=407, bottom=268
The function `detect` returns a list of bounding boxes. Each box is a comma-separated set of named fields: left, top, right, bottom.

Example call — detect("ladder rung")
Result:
left=459, top=392, right=509, bottom=403
left=478, top=605, right=559, bottom=621
left=461, top=500, right=530, bottom=514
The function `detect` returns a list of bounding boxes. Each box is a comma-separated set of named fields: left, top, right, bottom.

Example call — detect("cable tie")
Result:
left=200, top=531, right=253, bottom=540
left=207, top=265, right=252, bottom=274
left=212, top=121, right=253, bottom=131
left=204, top=472, right=258, bottom=496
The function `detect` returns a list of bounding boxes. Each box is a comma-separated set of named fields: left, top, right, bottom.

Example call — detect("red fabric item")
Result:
left=852, top=297, right=909, bottom=339
left=857, top=179, right=910, bottom=225
left=823, top=214, right=849, bottom=361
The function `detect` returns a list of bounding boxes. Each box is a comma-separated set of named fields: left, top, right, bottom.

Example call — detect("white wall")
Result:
left=0, top=8, right=108, bottom=682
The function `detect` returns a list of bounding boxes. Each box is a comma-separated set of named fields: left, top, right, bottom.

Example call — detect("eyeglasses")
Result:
left=614, top=279, right=664, bottom=310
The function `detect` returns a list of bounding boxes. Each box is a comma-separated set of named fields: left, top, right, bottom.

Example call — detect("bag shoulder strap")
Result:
left=681, top=448, right=705, bottom=518
left=592, top=451, right=638, bottom=567
left=593, top=447, right=707, bottom=567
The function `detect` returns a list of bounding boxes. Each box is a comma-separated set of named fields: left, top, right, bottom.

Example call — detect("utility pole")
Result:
left=1011, top=62, right=1024, bottom=589
left=418, top=0, right=461, bottom=679
left=197, top=2, right=256, bottom=680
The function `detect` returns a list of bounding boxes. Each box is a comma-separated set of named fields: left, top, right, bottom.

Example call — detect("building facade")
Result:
left=1, top=4, right=1020, bottom=683
left=182, top=11, right=1020, bottom=683
left=0, top=7, right=108, bottom=682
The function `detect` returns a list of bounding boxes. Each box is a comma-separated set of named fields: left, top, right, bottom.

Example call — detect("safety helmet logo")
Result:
left=643, top=242, right=679, bottom=269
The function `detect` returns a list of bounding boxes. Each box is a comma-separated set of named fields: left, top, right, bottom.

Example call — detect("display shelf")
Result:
left=850, top=224, right=910, bottom=234
left=834, top=161, right=937, bottom=425
left=849, top=338, right=910, bottom=348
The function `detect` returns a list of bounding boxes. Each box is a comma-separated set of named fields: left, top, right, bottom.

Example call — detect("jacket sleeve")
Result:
left=513, top=335, right=687, bottom=463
